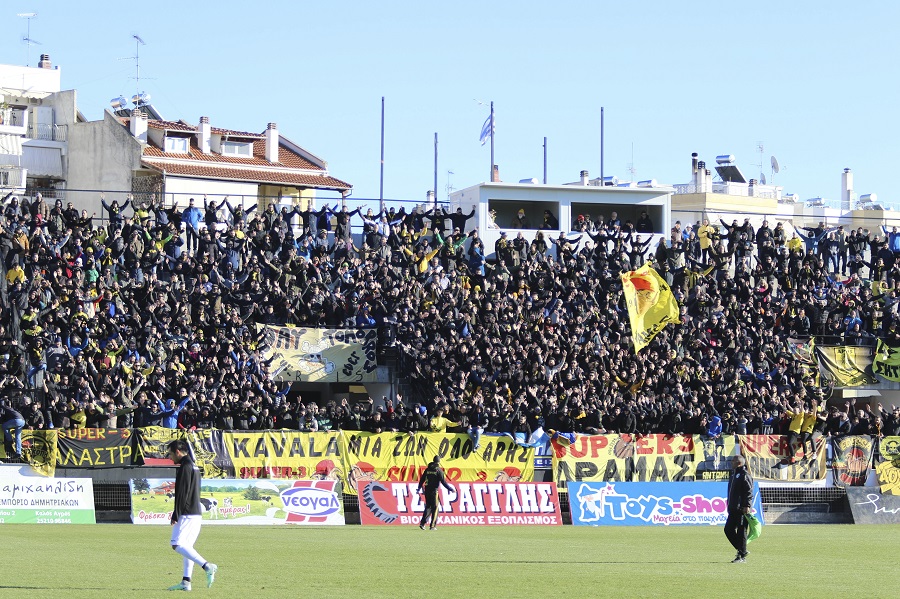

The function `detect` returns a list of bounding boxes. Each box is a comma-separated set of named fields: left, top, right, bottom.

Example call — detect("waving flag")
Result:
left=479, top=113, right=494, bottom=146
left=621, top=264, right=681, bottom=352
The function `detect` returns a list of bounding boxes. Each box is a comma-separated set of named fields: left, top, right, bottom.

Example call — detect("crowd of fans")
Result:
left=1, top=190, right=900, bottom=460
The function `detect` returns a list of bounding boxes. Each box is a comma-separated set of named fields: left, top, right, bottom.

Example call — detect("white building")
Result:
left=0, top=55, right=75, bottom=198
left=66, top=108, right=351, bottom=214
left=449, top=172, right=672, bottom=258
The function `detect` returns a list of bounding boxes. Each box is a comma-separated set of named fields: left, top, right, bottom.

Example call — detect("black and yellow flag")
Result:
left=621, top=264, right=680, bottom=352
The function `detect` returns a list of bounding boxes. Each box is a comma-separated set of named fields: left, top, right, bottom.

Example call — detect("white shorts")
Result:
left=171, top=515, right=202, bottom=547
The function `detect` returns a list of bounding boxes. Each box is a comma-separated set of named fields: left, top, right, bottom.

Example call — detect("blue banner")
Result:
left=567, top=481, right=764, bottom=526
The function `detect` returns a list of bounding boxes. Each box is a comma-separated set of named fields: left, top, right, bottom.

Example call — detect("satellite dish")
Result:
left=760, top=173, right=767, bottom=185
left=771, top=156, right=780, bottom=174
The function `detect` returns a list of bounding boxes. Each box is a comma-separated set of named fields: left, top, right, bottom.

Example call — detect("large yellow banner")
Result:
left=877, top=436, right=900, bottom=495
left=872, top=340, right=900, bottom=382
left=0, top=430, right=58, bottom=476
left=261, top=327, right=378, bottom=382
left=621, top=264, right=680, bottom=352
left=341, top=432, right=534, bottom=495
left=552, top=434, right=698, bottom=489
left=552, top=434, right=630, bottom=489
left=224, top=430, right=345, bottom=484
left=816, top=345, right=876, bottom=387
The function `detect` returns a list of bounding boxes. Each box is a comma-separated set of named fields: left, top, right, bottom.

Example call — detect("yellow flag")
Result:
left=621, top=264, right=681, bottom=352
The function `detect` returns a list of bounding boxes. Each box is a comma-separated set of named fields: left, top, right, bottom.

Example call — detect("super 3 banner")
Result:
left=553, top=434, right=824, bottom=487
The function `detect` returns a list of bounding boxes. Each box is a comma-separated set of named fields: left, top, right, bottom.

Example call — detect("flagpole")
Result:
left=379, top=96, right=385, bottom=213
left=490, top=101, right=495, bottom=182
left=434, top=132, right=438, bottom=211
left=543, top=136, right=548, bottom=184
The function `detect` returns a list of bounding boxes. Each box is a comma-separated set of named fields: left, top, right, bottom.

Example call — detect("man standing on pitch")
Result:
left=417, top=455, right=453, bottom=530
left=724, top=455, right=753, bottom=563
left=167, top=440, right=218, bottom=591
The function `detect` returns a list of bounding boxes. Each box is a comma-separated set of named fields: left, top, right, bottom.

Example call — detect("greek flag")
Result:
left=479, top=114, right=494, bottom=146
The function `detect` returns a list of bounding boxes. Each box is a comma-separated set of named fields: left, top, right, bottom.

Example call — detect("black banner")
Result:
left=831, top=435, right=874, bottom=487
left=56, top=428, right=135, bottom=468
left=134, top=427, right=234, bottom=478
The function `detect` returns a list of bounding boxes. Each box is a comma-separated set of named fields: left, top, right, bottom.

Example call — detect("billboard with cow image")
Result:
left=129, top=478, right=344, bottom=525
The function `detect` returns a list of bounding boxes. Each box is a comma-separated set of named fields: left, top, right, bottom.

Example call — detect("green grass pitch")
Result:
left=1, top=524, right=897, bottom=598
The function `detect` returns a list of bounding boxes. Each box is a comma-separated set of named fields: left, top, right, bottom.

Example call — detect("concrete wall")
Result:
left=67, top=111, right=144, bottom=214
left=163, top=177, right=259, bottom=209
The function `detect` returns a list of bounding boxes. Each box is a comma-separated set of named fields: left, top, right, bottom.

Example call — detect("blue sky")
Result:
left=2, top=1, right=898, bottom=205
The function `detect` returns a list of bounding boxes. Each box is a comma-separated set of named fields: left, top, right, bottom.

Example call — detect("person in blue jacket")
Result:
left=181, top=198, right=203, bottom=255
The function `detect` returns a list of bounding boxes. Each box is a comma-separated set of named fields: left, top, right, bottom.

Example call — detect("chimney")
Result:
left=265, top=122, right=279, bottom=163
left=426, top=190, right=436, bottom=204
left=580, top=170, right=589, bottom=186
left=842, top=168, right=853, bottom=211
left=691, top=152, right=698, bottom=176
left=130, top=109, right=147, bottom=143
left=198, top=116, right=211, bottom=154
left=491, top=164, right=501, bottom=182
left=38, top=54, right=52, bottom=69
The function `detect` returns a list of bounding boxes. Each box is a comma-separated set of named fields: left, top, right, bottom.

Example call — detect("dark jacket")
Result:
left=417, top=461, right=452, bottom=496
left=172, top=453, right=202, bottom=521
left=727, top=464, right=753, bottom=513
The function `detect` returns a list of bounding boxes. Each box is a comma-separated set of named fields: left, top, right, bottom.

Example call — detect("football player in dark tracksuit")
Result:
left=724, top=455, right=753, bottom=563
left=167, top=440, right=218, bottom=591
left=417, top=455, right=453, bottom=530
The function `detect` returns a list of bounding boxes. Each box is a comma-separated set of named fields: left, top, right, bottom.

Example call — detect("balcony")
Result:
left=0, top=167, right=26, bottom=190
left=26, top=123, right=67, bottom=142
left=0, top=108, right=28, bottom=135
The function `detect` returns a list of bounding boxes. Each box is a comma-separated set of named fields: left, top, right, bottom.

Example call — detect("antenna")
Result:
left=118, top=35, right=155, bottom=108
left=753, top=141, right=765, bottom=180
left=18, top=13, right=39, bottom=66
left=446, top=170, right=455, bottom=201
left=626, top=143, right=636, bottom=182
left=132, top=35, right=146, bottom=102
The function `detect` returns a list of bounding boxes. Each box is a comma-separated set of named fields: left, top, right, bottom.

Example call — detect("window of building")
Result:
left=221, top=141, right=253, bottom=157
left=164, top=136, right=190, bottom=154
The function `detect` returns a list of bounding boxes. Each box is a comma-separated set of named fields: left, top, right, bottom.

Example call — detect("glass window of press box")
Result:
left=570, top=203, right=662, bottom=234
left=488, top=200, right=561, bottom=230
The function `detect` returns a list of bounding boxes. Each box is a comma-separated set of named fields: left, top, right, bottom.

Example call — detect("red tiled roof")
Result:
left=142, top=142, right=320, bottom=170
left=147, top=119, right=196, bottom=132
left=211, top=127, right=264, bottom=138
left=142, top=161, right=351, bottom=190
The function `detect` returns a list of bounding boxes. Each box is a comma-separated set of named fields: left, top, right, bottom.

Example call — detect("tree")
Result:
left=242, top=485, right=261, bottom=500
left=133, top=478, right=150, bottom=494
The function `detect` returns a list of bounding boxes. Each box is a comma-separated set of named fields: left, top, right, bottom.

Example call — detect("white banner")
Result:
left=130, top=478, right=345, bottom=525
left=0, top=471, right=96, bottom=524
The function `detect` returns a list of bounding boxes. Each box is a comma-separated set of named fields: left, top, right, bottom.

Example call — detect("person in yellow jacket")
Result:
left=696, top=218, right=717, bottom=263
left=800, top=400, right=825, bottom=458
left=783, top=397, right=806, bottom=463
left=429, top=405, right=458, bottom=432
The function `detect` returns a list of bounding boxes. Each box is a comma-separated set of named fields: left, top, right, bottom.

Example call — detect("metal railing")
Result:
left=673, top=182, right=779, bottom=200
left=27, top=123, right=68, bottom=142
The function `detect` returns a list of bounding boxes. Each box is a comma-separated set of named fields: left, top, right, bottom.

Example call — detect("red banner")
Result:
left=358, top=481, right=563, bottom=526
